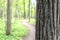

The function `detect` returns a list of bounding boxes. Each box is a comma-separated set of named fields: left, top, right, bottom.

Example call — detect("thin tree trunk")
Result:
left=31, top=7, right=32, bottom=18
left=28, top=0, right=30, bottom=22
left=6, top=0, right=12, bottom=35
left=24, top=0, right=26, bottom=19
left=0, top=8, right=3, bottom=18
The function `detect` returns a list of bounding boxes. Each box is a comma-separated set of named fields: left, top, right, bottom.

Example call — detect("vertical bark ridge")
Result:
left=36, top=0, right=59, bottom=40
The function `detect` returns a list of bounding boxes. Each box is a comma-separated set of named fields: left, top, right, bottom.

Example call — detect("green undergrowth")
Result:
left=0, top=18, right=28, bottom=40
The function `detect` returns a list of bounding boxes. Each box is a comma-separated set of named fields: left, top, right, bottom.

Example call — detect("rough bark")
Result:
left=6, top=0, right=12, bottom=35
left=59, top=0, right=60, bottom=24
left=36, top=0, right=59, bottom=40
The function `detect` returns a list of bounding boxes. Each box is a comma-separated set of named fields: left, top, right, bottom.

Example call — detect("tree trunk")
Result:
left=24, top=0, right=26, bottom=19
left=28, top=0, right=30, bottom=22
left=59, top=0, right=60, bottom=24
left=15, top=0, right=20, bottom=19
left=36, top=0, right=59, bottom=40
left=6, top=0, right=12, bottom=35
left=0, top=8, right=3, bottom=18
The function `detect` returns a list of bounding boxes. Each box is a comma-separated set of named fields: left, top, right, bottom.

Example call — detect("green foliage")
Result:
left=0, top=0, right=36, bottom=19
left=12, top=0, right=36, bottom=18
left=0, top=0, right=4, bottom=8
left=0, top=19, right=28, bottom=40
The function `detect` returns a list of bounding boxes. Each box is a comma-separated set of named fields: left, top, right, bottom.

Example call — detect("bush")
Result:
left=0, top=18, right=28, bottom=40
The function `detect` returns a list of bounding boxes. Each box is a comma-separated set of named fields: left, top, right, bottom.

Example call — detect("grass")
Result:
left=26, top=18, right=36, bottom=25
left=0, top=18, right=28, bottom=40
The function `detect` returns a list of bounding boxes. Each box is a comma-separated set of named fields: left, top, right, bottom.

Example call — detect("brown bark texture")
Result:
left=36, top=0, right=59, bottom=40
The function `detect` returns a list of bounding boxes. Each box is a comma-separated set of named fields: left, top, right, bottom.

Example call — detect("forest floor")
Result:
left=21, top=20, right=35, bottom=40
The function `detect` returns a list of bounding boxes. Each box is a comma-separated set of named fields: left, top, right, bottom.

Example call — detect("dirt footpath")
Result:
left=21, top=20, right=35, bottom=40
